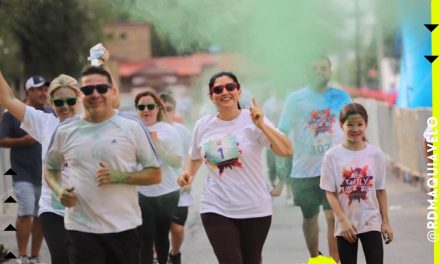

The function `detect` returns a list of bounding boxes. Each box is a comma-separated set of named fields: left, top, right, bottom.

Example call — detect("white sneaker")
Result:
left=16, top=256, right=29, bottom=264
left=29, top=256, right=43, bottom=264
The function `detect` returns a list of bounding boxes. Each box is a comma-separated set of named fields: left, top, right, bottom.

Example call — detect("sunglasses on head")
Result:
left=80, top=84, right=110, bottom=96
left=52, top=97, right=78, bottom=107
left=210, top=82, right=239, bottom=95
left=136, top=103, right=157, bottom=111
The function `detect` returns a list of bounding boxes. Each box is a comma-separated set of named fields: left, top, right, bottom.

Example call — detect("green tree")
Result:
left=0, top=0, right=131, bottom=80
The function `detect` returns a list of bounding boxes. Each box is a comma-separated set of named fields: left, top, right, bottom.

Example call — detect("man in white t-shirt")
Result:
left=44, top=66, right=161, bottom=264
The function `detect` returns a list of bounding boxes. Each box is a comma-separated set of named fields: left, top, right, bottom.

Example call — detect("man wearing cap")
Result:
left=0, top=76, right=52, bottom=264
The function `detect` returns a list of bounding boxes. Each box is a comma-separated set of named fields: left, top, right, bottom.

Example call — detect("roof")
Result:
left=118, top=53, right=236, bottom=78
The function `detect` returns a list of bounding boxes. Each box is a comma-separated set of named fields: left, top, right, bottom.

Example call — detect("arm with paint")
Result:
left=95, top=162, right=161, bottom=186
left=100, top=47, right=120, bottom=109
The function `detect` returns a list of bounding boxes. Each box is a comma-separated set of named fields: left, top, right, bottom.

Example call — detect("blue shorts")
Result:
left=13, top=181, right=41, bottom=217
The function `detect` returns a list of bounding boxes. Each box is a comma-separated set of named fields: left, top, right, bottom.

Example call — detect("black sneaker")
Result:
left=168, top=252, right=181, bottom=264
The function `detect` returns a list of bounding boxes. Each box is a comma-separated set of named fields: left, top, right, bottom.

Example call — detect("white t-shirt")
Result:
left=138, top=121, right=183, bottom=197
left=173, top=122, right=192, bottom=157
left=190, top=109, right=278, bottom=218
left=45, top=112, right=160, bottom=233
left=172, top=122, right=195, bottom=207
left=21, top=106, right=67, bottom=216
left=320, top=143, right=386, bottom=236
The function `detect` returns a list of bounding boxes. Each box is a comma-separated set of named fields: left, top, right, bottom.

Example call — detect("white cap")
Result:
left=25, top=76, right=49, bottom=90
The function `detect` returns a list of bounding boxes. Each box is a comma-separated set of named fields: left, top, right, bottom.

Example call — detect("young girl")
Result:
left=320, top=103, right=393, bottom=264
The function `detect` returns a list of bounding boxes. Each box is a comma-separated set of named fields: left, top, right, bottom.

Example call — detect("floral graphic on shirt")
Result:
left=203, top=136, right=243, bottom=175
left=306, top=108, right=335, bottom=137
left=339, top=165, right=374, bottom=205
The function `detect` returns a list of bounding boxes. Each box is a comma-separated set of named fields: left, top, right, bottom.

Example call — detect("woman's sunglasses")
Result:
left=52, top=97, right=78, bottom=107
left=80, top=84, right=110, bottom=96
left=210, top=82, right=239, bottom=95
left=136, top=104, right=157, bottom=111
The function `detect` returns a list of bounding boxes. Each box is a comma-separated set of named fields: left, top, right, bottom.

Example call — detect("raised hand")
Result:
left=249, top=98, right=264, bottom=129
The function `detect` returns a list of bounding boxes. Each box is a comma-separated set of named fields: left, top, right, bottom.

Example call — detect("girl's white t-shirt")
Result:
left=320, top=143, right=387, bottom=236
left=190, top=109, right=278, bottom=218
left=138, top=121, right=183, bottom=197
left=21, top=106, right=67, bottom=216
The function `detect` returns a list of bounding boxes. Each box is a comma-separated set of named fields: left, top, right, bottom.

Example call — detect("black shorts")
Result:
left=67, top=227, right=140, bottom=264
left=171, top=206, right=189, bottom=226
left=291, top=176, right=331, bottom=219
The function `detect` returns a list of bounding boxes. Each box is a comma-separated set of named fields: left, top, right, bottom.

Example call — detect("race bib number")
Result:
left=306, top=136, right=332, bottom=156
left=203, top=136, right=240, bottom=165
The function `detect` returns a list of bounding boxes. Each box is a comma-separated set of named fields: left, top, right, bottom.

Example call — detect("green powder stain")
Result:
left=114, top=0, right=420, bottom=98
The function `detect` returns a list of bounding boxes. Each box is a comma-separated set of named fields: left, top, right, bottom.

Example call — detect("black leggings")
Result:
left=337, top=231, right=383, bottom=264
left=201, top=213, right=272, bottom=264
left=139, top=191, right=179, bottom=264
left=39, top=212, right=69, bottom=264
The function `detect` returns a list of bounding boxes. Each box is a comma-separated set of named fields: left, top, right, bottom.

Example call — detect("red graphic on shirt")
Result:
left=339, top=166, right=373, bottom=205
left=307, top=108, right=335, bottom=137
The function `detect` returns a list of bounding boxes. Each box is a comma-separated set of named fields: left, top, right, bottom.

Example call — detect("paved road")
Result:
left=0, top=170, right=433, bottom=263
left=182, top=169, right=433, bottom=264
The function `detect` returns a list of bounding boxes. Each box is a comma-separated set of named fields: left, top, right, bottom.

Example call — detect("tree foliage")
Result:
left=0, top=0, right=130, bottom=81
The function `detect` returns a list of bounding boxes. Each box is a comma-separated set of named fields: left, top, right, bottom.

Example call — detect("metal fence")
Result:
left=355, top=98, right=431, bottom=183
left=0, top=148, right=12, bottom=213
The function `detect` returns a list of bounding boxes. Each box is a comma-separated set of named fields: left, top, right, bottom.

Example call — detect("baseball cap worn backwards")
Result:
left=25, top=76, right=50, bottom=90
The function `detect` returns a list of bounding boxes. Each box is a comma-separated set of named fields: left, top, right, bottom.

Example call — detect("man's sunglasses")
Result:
left=80, top=84, right=110, bottom=96
left=136, top=104, right=157, bottom=111
left=52, top=97, right=78, bottom=107
left=210, top=82, right=239, bottom=95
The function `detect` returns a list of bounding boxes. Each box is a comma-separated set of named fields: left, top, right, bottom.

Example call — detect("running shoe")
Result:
left=308, top=254, right=337, bottom=264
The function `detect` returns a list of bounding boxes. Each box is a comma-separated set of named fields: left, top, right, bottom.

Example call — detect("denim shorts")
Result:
left=13, top=181, right=41, bottom=217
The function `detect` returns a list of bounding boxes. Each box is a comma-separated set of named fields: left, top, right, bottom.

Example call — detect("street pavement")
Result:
left=0, top=170, right=433, bottom=264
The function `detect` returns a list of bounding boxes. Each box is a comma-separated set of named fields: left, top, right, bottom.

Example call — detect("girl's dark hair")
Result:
left=134, top=90, right=168, bottom=122
left=339, top=102, right=368, bottom=125
left=208, top=71, right=242, bottom=109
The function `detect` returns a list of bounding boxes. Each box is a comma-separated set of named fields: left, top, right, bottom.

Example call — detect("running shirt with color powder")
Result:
left=138, top=121, right=183, bottom=197
left=190, top=109, right=279, bottom=218
left=45, top=113, right=160, bottom=233
left=278, top=87, right=351, bottom=178
left=320, top=143, right=386, bottom=236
